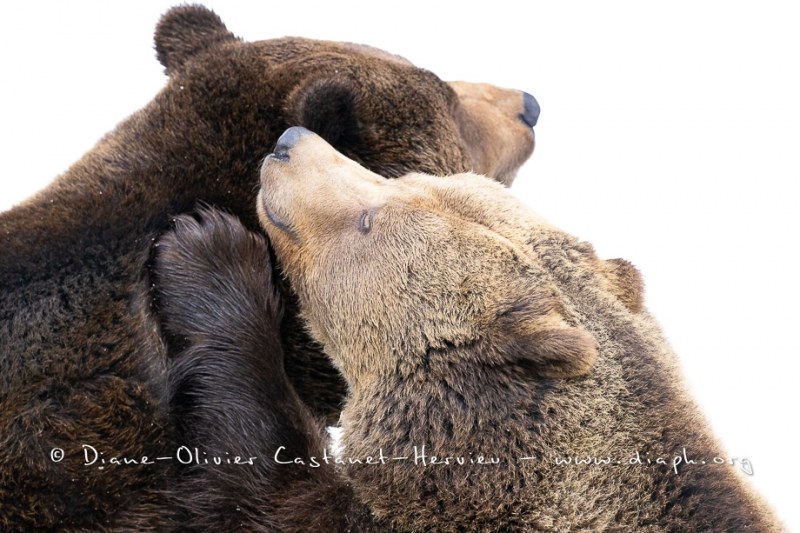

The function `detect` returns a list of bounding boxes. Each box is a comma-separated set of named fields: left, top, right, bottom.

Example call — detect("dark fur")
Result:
left=153, top=210, right=339, bottom=530
left=152, top=211, right=380, bottom=531
left=0, top=5, right=534, bottom=529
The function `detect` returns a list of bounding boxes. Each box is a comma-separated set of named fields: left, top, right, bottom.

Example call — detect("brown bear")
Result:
left=154, top=127, right=780, bottom=530
left=0, top=5, right=539, bottom=531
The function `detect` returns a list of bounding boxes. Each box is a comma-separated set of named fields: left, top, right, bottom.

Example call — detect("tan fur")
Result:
left=450, top=81, right=537, bottom=184
left=599, top=257, right=645, bottom=313
left=258, top=130, right=781, bottom=531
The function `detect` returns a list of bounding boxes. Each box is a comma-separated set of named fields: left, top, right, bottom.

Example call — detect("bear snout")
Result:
left=519, top=92, right=540, bottom=128
left=271, top=126, right=313, bottom=161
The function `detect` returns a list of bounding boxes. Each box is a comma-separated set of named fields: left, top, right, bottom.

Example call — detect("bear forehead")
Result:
left=386, top=174, right=551, bottom=246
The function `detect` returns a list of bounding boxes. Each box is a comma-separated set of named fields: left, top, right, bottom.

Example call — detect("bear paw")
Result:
left=152, top=208, right=282, bottom=350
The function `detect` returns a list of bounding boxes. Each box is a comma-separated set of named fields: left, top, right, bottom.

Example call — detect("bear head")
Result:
left=256, top=127, right=645, bottom=389
left=256, top=127, right=651, bottom=528
left=153, top=5, right=538, bottom=186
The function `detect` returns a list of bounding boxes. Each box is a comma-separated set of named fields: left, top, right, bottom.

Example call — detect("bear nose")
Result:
left=519, top=92, right=540, bottom=128
left=272, top=126, right=313, bottom=160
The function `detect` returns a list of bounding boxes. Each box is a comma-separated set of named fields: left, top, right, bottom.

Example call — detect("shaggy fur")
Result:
left=0, top=5, right=537, bottom=530
left=154, top=129, right=780, bottom=530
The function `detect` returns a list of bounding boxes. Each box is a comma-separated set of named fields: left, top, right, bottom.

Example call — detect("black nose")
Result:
left=519, top=92, right=540, bottom=128
left=272, top=126, right=312, bottom=160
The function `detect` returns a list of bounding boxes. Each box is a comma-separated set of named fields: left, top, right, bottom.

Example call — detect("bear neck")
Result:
left=336, top=356, right=538, bottom=529
left=341, top=355, right=534, bottom=449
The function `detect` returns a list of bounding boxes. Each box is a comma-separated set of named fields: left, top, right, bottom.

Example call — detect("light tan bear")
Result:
left=156, top=127, right=780, bottom=530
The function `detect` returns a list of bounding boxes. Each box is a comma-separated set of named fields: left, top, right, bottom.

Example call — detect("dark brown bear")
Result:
left=153, top=129, right=779, bottom=531
left=0, top=5, right=538, bottom=530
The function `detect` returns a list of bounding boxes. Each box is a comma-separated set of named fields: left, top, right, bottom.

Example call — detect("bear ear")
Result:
left=154, top=5, right=237, bottom=75
left=495, top=295, right=598, bottom=380
left=600, top=258, right=645, bottom=313
left=287, top=78, right=363, bottom=152
left=509, top=325, right=598, bottom=379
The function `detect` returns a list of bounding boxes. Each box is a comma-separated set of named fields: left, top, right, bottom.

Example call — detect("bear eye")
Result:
left=358, top=209, right=374, bottom=234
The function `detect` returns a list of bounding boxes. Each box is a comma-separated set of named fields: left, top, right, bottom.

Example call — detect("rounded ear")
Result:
left=601, top=258, right=645, bottom=313
left=511, top=326, right=598, bottom=379
left=495, top=295, right=597, bottom=380
left=287, top=78, right=363, bottom=151
left=154, top=5, right=237, bottom=75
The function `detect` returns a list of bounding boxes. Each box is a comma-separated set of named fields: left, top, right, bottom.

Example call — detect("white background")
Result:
left=1, top=1, right=797, bottom=529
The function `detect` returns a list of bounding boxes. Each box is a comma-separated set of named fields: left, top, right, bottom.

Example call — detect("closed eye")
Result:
left=358, top=209, right=375, bottom=234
